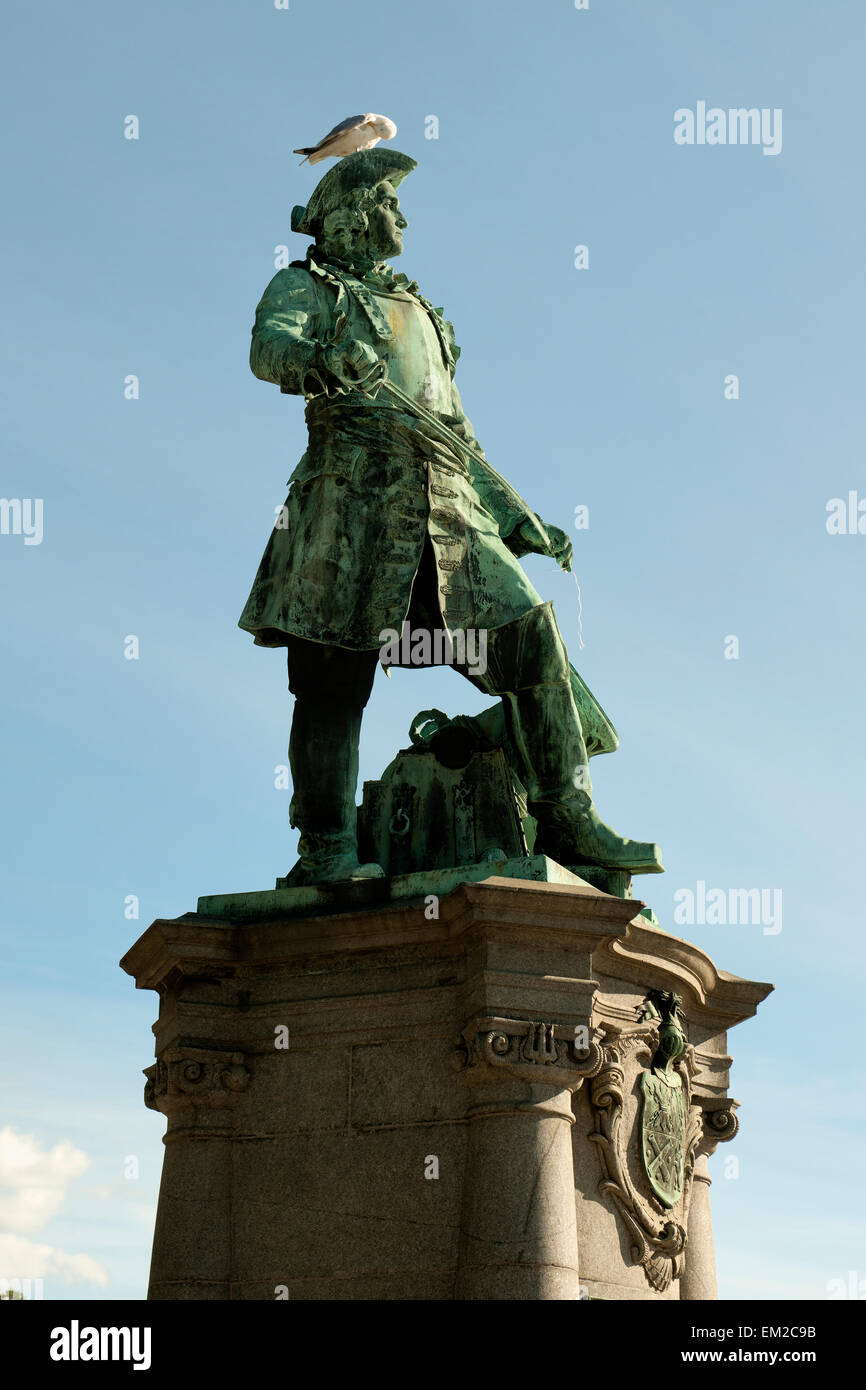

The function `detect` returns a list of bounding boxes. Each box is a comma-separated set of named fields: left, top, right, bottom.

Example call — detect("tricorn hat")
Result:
left=290, top=148, right=417, bottom=240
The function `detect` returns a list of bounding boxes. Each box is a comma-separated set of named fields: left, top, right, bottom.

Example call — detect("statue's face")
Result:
left=319, top=179, right=409, bottom=265
left=364, top=180, right=408, bottom=259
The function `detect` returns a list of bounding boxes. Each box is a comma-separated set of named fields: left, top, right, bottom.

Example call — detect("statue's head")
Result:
left=291, top=149, right=416, bottom=269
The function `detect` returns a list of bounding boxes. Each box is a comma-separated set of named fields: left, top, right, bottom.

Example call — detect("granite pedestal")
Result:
left=120, top=858, right=771, bottom=1300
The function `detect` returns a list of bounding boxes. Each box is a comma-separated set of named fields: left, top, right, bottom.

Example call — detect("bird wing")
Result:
left=311, top=114, right=370, bottom=149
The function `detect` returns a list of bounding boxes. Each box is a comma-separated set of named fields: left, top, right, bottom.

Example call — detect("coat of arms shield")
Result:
left=639, top=1067, right=686, bottom=1208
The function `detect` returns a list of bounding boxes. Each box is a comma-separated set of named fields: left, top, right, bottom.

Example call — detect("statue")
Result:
left=240, top=149, right=663, bottom=886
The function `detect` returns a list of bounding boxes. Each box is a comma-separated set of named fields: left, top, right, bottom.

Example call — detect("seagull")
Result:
left=293, top=113, right=398, bottom=165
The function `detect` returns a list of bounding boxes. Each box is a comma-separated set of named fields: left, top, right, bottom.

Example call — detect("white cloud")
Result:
left=0, top=1127, right=109, bottom=1289
left=0, top=1126, right=90, bottom=1234
left=0, top=1233, right=108, bottom=1287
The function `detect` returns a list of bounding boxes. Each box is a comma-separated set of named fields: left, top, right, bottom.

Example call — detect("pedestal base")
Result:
left=121, top=863, right=771, bottom=1300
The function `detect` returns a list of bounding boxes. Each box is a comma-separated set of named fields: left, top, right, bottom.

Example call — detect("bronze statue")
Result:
left=240, top=149, right=662, bottom=886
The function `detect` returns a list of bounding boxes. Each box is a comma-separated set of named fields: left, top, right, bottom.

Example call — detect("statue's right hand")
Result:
left=320, top=341, right=383, bottom=390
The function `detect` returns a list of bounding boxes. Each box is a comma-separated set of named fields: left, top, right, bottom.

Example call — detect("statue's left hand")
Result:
left=540, top=521, right=573, bottom=572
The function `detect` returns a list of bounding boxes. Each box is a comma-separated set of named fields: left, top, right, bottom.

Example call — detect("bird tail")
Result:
left=293, top=147, right=313, bottom=165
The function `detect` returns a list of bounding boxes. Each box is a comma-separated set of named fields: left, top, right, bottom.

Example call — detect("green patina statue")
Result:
left=240, top=148, right=663, bottom=886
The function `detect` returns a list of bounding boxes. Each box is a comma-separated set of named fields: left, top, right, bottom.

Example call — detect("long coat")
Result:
left=238, top=253, right=619, bottom=756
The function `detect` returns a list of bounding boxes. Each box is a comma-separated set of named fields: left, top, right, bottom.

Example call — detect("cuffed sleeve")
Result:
left=250, top=268, right=326, bottom=396
left=502, top=514, right=549, bottom=557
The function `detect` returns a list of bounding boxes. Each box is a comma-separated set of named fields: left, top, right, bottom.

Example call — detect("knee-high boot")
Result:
left=286, top=687, right=385, bottom=887
left=479, top=603, right=664, bottom=874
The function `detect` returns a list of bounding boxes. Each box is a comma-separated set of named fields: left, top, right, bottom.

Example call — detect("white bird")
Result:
left=293, top=113, right=398, bottom=166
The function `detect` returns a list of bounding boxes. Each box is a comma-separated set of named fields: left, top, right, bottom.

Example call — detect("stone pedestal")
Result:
left=120, top=860, right=771, bottom=1300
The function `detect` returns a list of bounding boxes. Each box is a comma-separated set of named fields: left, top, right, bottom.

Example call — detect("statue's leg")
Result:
left=463, top=601, right=663, bottom=874
left=284, top=636, right=384, bottom=885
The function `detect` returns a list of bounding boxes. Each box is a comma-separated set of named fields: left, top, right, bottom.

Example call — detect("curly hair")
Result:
left=318, top=186, right=387, bottom=263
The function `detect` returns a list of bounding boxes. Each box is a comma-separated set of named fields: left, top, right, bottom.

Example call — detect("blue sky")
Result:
left=2, top=0, right=864, bottom=1300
